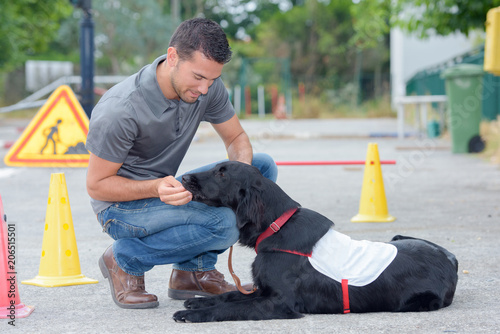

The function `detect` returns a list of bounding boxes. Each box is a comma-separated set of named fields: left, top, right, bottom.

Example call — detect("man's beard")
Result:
left=170, top=73, right=200, bottom=104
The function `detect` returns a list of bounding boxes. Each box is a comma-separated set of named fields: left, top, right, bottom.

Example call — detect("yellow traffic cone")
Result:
left=22, top=173, right=98, bottom=287
left=351, top=143, right=396, bottom=223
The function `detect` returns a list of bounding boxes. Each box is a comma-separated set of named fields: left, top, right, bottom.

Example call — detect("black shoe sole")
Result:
left=167, top=288, right=215, bottom=300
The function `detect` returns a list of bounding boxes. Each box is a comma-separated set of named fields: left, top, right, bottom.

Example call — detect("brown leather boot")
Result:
left=168, top=268, right=253, bottom=300
left=98, top=246, right=159, bottom=309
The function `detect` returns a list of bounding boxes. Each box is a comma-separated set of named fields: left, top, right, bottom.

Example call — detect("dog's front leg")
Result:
left=173, top=295, right=303, bottom=323
left=184, top=289, right=262, bottom=310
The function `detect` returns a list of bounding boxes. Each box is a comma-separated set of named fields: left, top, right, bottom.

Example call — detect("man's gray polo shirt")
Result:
left=86, top=55, right=235, bottom=214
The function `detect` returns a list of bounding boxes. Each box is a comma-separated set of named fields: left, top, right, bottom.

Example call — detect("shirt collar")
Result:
left=139, top=54, right=178, bottom=118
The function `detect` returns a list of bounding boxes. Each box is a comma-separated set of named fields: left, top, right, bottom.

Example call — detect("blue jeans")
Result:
left=97, top=153, right=277, bottom=276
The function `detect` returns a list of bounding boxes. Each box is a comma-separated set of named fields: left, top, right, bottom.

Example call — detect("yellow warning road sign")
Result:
left=4, top=85, right=90, bottom=167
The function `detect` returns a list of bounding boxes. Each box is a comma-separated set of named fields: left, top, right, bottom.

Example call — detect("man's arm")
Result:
left=86, top=152, right=192, bottom=205
left=211, top=114, right=253, bottom=164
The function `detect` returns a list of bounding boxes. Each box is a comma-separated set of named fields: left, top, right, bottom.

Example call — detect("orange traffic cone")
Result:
left=351, top=143, right=396, bottom=223
left=22, top=173, right=98, bottom=287
left=0, top=194, right=34, bottom=319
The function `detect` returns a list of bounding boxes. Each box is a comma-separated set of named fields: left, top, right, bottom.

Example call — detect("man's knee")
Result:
left=252, top=152, right=278, bottom=182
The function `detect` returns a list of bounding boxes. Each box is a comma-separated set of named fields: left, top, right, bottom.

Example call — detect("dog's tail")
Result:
left=391, top=235, right=458, bottom=272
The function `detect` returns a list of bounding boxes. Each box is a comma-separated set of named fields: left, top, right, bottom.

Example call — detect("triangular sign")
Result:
left=4, top=85, right=90, bottom=167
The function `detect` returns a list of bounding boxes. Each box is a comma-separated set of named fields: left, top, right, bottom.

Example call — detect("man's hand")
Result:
left=157, top=176, right=192, bottom=206
left=87, top=153, right=192, bottom=205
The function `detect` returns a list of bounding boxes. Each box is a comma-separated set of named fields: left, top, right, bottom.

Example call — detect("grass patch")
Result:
left=292, top=94, right=395, bottom=119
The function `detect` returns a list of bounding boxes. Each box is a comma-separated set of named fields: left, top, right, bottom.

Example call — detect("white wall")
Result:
left=25, top=60, right=74, bottom=92
left=390, top=28, right=479, bottom=106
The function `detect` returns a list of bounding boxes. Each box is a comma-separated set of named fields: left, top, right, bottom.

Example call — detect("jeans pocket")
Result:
left=102, top=219, right=148, bottom=240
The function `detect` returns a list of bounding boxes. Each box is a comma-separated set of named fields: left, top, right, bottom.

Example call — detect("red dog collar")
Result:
left=255, top=207, right=298, bottom=253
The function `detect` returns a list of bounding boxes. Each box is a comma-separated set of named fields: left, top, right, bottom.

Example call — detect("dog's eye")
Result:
left=217, top=166, right=226, bottom=177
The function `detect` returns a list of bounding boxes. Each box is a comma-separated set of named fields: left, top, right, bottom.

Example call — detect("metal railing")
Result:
left=0, top=75, right=128, bottom=113
left=394, top=95, right=448, bottom=139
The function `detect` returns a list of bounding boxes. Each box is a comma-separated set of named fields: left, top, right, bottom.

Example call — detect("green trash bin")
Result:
left=441, top=64, right=485, bottom=153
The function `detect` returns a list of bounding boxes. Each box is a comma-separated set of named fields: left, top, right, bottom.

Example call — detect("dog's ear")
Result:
left=235, top=187, right=265, bottom=229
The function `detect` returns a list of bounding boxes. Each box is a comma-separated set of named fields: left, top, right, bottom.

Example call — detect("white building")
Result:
left=390, top=28, right=481, bottom=106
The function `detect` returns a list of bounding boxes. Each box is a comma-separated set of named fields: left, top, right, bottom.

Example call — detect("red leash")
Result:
left=227, top=246, right=257, bottom=295
left=227, top=207, right=298, bottom=295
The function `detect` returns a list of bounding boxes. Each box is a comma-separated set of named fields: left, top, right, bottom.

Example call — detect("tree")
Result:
left=203, top=0, right=285, bottom=41
left=251, top=0, right=370, bottom=86
left=350, top=0, right=391, bottom=49
left=90, top=0, right=175, bottom=74
left=394, top=0, right=500, bottom=37
left=0, top=0, right=72, bottom=71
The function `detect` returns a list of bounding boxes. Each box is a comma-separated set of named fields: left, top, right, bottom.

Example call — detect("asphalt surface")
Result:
left=0, top=117, right=499, bottom=333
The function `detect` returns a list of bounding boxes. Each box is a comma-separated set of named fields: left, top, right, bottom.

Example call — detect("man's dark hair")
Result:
left=169, top=18, right=232, bottom=64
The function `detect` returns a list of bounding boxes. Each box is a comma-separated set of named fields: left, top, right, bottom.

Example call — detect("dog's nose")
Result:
left=182, top=175, right=193, bottom=184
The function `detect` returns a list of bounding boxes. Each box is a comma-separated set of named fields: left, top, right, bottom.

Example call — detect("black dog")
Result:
left=173, top=161, right=458, bottom=322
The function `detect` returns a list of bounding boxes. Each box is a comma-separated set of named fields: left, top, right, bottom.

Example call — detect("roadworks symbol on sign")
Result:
left=4, top=85, right=90, bottom=167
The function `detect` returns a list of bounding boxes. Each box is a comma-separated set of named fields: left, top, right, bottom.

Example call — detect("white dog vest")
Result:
left=272, top=227, right=398, bottom=313
left=308, top=228, right=397, bottom=286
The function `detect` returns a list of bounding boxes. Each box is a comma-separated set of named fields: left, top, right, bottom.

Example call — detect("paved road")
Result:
left=0, top=118, right=499, bottom=333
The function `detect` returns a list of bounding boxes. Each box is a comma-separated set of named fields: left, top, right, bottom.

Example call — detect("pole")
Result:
left=258, top=85, right=265, bottom=118
left=171, top=0, right=181, bottom=25
left=245, top=86, right=252, bottom=117
left=282, top=58, right=292, bottom=117
left=234, top=85, right=241, bottom=115
left=79, top=2, right=94, bottom=118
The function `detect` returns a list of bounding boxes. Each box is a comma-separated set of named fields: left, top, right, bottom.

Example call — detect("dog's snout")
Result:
left=182, top=174, right=195, bottom=184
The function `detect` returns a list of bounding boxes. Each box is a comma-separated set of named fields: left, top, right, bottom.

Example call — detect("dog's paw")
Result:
left=173, top=310, right=191, bottom=323
left=184, top=297, right=217, bottom=309
left=173, top=309, right=212, bottom=323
